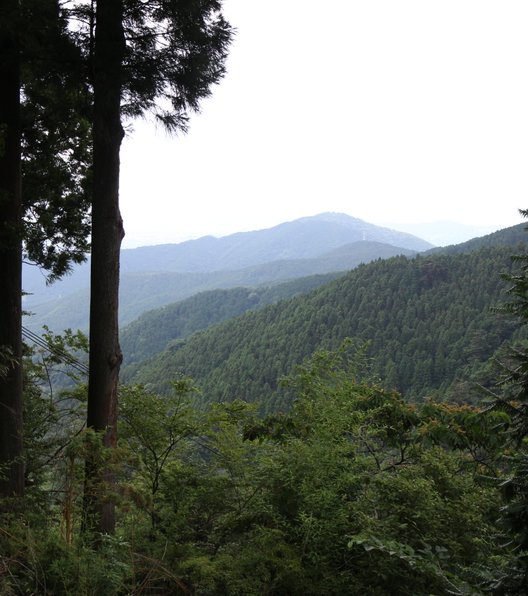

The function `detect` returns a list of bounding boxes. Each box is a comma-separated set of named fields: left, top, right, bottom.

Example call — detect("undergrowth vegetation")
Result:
left=1, top=339, right=525, bottom=594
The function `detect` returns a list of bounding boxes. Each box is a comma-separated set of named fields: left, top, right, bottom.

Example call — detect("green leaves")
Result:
left=20, top=0, right=92, bottom=281
left=8, top=340, right=518, bottom=593
left=119, top=380, right=201, bottom=500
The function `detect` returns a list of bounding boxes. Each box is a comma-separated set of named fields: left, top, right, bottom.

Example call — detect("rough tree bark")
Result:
left=84, top=0, right=125, bottom=535
left=0, top=0, right=24, bottom=500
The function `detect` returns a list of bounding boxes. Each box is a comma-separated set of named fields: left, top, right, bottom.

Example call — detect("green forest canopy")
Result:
left=125, top=244, right=524, bottom=412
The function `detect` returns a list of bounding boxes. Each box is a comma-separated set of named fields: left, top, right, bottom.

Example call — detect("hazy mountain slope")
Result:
left=425, top=223, right=527, bottom=256
left=387, top=221, right=502, bottom=246
left=23, top=213, right=431, bottom=306
left=124, top=245, right=520, bottom=411
left=118, top=213, right=432, bottom=273
left=24, top=241, right=415, bottom=333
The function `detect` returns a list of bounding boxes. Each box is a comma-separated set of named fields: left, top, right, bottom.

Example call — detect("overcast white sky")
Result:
left=119, top=0, right=528, bottom=248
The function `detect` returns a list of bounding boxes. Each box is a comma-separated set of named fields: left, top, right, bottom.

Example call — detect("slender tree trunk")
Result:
left=0, top=0, right=24, bottom=501
left=84, top=0, right=125, bottom=535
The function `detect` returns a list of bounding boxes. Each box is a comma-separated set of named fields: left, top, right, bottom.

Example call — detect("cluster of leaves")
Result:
left=20, top=0, right=92, bottom=281
left=3, top=340, right=519, bottom=594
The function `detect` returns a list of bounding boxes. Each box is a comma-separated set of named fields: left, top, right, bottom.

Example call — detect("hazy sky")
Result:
left=119, top=0, right=528, bottom=248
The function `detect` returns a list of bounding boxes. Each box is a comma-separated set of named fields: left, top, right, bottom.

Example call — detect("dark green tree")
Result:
left=81, top=0, right=127, bottom=537
left=0, top=0, right=92, bottom=502
left=0, top=0, right=24, bottom=500
left=80, top=0, right=233, bottom=535
left=21, top=0, right=92, bottom=280
left=488, top=209, right=528, bottom=592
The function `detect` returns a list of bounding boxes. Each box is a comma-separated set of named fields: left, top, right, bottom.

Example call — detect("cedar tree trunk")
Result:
left=0, top=0, right=24, bottom=500
left=84, top=0, right=125, bottom=535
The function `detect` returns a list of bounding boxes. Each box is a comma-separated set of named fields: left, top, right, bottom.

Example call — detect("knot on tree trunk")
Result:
left=108, top=349, right=123, bottom=369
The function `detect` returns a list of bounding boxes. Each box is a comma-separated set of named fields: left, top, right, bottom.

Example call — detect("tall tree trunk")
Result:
left=0, top=0, right=24, bottom=500
left=84, top=0, right=125, bottom=535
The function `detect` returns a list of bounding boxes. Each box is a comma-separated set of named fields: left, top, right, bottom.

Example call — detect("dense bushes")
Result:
left=0, top=343, right=518, bottom=594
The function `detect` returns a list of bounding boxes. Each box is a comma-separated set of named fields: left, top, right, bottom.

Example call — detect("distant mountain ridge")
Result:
left=23, top=213, right=432, bottom=298
left=386, top=221, right=504, bottom=246
left=25, top=240, right=416, bottom=332
left=23, top=213, right=431, bottom=332
left=118, top=212, right=433, bottom=274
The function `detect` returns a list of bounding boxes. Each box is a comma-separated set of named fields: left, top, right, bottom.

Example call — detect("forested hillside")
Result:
left=125, top=245, right=523, bottom=411
left=118, top=224, right=528, bottom=368
left=121, top=274, right=341, bottom=364
left=25, top=240, right=416, bottom=332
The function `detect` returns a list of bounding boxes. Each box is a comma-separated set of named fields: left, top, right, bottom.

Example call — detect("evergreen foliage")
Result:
left=126, top=245, right=524, bottom=411
left=120, top=276, right=343, bottom=364
left=482, top=215, right=528, bottom=591
left=20, top=0, right=92, bottom=281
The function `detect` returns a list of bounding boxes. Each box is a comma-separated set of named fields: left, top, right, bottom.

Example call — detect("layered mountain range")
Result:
left=23, top=213, right=432, bottom=331
left=23, top=212, right=528, bottom=413
left=122, top=238, right=527, bottom=411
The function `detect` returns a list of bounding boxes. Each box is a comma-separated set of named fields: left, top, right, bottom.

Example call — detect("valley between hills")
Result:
left=14, top=210, right=528, bottom=592
left=24, top=211, right=528, bottom=413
